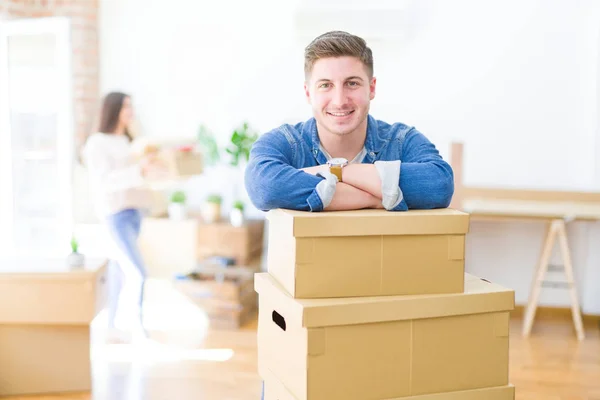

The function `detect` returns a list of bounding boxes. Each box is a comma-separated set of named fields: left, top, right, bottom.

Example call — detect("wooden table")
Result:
left=0, top=257, right=108, bottom=396
left=461, top=198, right=600, bottom=341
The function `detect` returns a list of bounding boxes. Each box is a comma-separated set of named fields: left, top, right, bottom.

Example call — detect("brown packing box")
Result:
left=159, top=148, right=203, bottom=177
left=0, top=325, right=92, bottom=396
left=0, top=259, right=107, bottom=396
left=262, top=366, right=515, bottom=400
left=255, top=272, right=514, bottom=400
left=266, top=208, right=469, bottom=298
left=174, top=263, right=259, bottom=329
left=197, top=219, right=265, bottom=265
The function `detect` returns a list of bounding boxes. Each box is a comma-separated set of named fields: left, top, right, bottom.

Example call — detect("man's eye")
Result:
left=319, top=83, right=331, bottom=89
left=347, top=81, right=359, bottom=87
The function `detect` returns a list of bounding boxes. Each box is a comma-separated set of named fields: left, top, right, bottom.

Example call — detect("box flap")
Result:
left=255, top=273, right=514, bottom=328
left=267, top=208, right=470, bottom=237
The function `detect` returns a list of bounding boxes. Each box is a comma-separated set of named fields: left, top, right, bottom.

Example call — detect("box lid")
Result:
left=254, top=272, right=514, bottom=328
left=0, top=257, right=107, bottom=283
left=266, top=208, right=470, bottom=237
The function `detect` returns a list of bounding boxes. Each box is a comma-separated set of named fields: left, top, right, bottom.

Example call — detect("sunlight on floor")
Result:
left=92, top=342, right=235, bottom=363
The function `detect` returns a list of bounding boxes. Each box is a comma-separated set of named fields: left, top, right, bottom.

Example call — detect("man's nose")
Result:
left=331, top=87, right=347, bottom=108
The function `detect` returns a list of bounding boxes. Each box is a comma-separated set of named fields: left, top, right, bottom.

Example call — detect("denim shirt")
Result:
left=244, top=115, right=454, bottom=212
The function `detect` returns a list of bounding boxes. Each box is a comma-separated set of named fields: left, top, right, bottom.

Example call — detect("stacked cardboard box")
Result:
left=256, top=209, right=515, bottom=400
left=174, top=259, right=261, bottom=329
left=0, top=258, right=107, bottom=397
left=197, top=219, right=265, bottom=265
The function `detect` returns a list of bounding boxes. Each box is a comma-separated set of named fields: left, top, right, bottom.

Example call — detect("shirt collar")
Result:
left=305, top=115, right=387, bottom=163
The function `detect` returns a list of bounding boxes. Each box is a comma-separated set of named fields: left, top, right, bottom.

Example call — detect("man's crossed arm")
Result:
left=300, top=164, right=386, bottom=211
left=245, top=127, right=453, bottom=212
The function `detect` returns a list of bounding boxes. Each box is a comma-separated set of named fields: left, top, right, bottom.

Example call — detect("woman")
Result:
left=83, top=92, right=164, bottom=343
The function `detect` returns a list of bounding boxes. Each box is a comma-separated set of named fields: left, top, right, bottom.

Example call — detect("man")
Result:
left=245, top=30, right=454, bottom=213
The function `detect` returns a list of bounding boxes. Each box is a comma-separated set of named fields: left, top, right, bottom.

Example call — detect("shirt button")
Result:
left=369, top=152, right=375, bottom=157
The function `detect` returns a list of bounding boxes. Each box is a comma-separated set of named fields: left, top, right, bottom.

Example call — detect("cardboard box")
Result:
left=174, top=264, right=258, bottom=329
left=0, top=258, right=108, bottom=324
left=0, top=258, right=107, bottom=396
left=197, top=219, right=265, bottom=265
left=256, top=273, right=514, bottom=400
left=132, top=138, right=203, bottom=178
left=0, top=325, right=91, bottom=396
left=161, top=148, right=203, bottom=177
left=266, top=208, right=469, bottom=298
left=139, top=217, right=200, bottom=279
left=263, top=366, right=515, bottom=400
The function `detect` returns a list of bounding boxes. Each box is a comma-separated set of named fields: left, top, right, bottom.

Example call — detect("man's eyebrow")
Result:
left=315, top=76, right=364, bottom=83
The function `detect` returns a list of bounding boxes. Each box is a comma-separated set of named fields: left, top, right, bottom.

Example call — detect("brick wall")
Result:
left=1, top=0, right=99, bottom=150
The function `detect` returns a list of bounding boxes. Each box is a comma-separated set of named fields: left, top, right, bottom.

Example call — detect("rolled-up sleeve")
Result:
left=244, top=130, right=327, bottom=212
left=390, top=128, right=454, bottom=210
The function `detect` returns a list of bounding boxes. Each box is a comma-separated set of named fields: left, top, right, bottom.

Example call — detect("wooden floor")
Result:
left=4, top=309, right=600, bottom=400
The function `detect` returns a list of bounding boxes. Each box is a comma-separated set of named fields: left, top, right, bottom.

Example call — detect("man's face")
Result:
left=304, top=56, right=376, bottom=138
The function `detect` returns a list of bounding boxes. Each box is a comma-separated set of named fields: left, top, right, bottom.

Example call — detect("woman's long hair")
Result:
left=98, top=91, right=132, bottom=141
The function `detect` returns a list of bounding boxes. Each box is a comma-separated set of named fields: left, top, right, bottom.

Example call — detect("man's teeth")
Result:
left=329, top=111, right=353, bottom=116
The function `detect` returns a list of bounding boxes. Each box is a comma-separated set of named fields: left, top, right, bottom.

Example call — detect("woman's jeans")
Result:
left=105, top=208, right=147, bottom=331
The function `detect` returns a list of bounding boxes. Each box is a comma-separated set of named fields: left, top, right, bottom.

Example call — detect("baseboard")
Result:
left=511, top=305, right=600, bottom=324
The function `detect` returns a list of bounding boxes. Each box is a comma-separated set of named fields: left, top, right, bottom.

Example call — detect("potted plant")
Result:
left=67, top=235, right=85, bottom=268
left=230, top=200, right=245, bottom=227
left=197, top=124, right=221, bottom=167
left=225, top=122, right=258, bottom=201
left=225, top=122, right=258, bottom=167
left=168, top=190, right=187, bottom=220
left=201, top=194, right=222, bottom=223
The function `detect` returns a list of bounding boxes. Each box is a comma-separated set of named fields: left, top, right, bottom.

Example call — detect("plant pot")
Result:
left=67, top=252, right=85, bottom=269
left=230, top=208, right=244, bottom=227
left=168, top=203, right=187, bottom=220
left=201, top=202, right=221, bottom=223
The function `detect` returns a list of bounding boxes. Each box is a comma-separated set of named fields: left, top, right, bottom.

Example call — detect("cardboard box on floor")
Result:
left=174, top=263, right=258, bottom=329
left=255, top=273, right=514, bottom=400
left=197, top=219, right=265, bottom=265
left=262, top=365, right=515, bottom=400
left=266, top=208, right=469, bottom=298
left=0, top=259, right=107, bottom=396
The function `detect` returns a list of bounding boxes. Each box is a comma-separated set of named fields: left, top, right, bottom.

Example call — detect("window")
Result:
left=0, top=17, right=75, bottom=259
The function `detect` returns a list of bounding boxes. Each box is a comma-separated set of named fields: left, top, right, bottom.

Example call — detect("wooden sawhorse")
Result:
left=522, top=217, right=585, bottom=341
left=460, top=198, right=591, bottom=341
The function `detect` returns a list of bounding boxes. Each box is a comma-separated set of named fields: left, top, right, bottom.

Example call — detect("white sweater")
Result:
left=82, top=132, right=153, bottom=218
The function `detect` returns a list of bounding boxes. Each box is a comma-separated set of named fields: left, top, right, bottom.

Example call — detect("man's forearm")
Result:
left=341, top=164, right=382, bottom=199
left=324, top=182, right=383, bottom=211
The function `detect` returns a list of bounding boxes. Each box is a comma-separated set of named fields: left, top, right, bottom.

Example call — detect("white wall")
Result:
left=99, top=0, right=600, bottom=314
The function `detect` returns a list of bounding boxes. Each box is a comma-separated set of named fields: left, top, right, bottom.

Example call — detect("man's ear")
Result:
left=304, top=82, right=311, bottom=104
left=370, top=77, right=377, bottom=100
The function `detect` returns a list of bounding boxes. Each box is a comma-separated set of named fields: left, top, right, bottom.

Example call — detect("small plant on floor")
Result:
left=202, top=194, right=223, bottom=223
left=71, top=236, right=79, bottom=254
left=168, top=190, right=187, bottom=220
left=170, top=190, right=187, bottom=204
left=67, top=235, right=85, bottom=268
left=230, top=200, right=245, bottom=227
left=206, top=194, right=223, bottom=205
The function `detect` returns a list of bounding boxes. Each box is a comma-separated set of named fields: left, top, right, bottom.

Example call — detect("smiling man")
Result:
left=245, top=30, right=454, bottom=212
